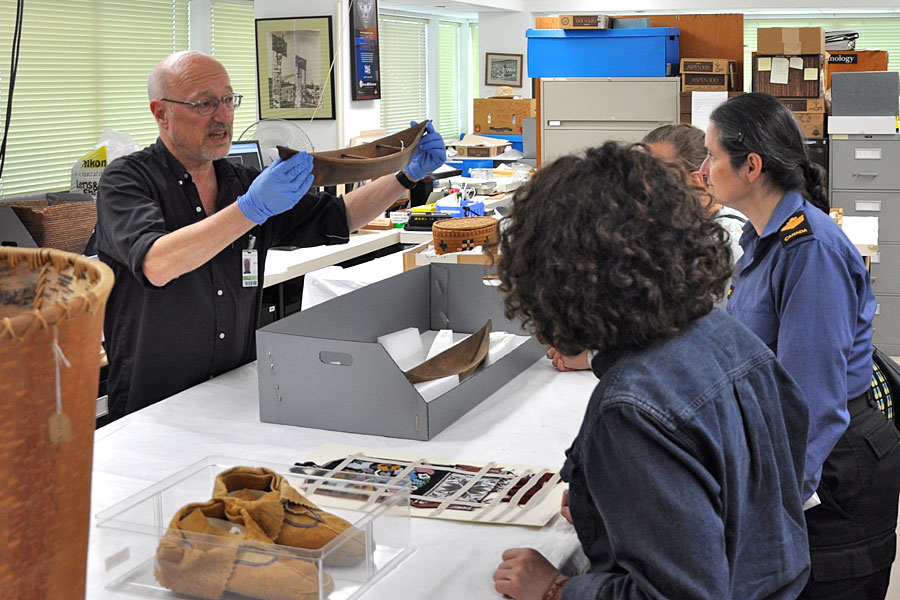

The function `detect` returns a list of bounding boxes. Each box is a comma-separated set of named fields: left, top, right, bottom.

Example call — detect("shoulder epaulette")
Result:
left=779, top=211, right=814, bottom=247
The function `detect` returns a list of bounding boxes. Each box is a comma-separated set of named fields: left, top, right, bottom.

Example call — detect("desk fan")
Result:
left=237, top=119, right=314, bottom=166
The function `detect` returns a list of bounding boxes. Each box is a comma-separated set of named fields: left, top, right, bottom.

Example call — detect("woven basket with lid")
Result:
left=0, top=247, right=114, bottom=599
left=432, top=216, right=499, bottom=255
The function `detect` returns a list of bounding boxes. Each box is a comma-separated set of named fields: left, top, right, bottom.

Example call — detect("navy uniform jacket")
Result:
left=726, top=190, right=876, bottom=501
left=96, top=139, right=350, bottom=417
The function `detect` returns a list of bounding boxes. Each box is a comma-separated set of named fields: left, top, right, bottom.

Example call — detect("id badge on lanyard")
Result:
left=242, top=235, right=258, bottom=287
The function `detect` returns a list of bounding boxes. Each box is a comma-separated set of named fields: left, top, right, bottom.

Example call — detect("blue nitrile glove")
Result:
left=403, top=121, right=447, bottom=181
left=237, top=152, right=315, bottom=225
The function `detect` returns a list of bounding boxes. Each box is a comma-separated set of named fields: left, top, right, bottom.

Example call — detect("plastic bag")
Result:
left=70, top=129, right=141, bottom=197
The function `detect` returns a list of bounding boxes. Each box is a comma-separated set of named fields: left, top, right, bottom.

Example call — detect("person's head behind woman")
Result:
left=496, top=141, right=732, bottom=358
left=706, top=92, right=827, bottom=212
left=641, top=123, right=715, bottom=211
left=642, top=123, right=707, bottom=174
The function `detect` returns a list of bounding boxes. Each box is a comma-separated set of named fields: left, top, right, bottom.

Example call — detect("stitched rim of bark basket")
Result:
left=0, top=247, right=114, bottom=344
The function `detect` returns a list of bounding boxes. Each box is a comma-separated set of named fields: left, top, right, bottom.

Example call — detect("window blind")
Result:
left=470, top=22, right=479, bottom=100
left=0, top=0, right=189, bottom=198
left=378, top=14, right=427, bottom=134
left=210, top=0, right=257, bottom=139
left=438, top=21, right=460, bottom=139
left=743, top=17, right=900, bottom=93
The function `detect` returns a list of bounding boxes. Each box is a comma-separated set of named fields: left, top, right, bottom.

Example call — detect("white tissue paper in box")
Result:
left=377, top=327, right=425, bottom=371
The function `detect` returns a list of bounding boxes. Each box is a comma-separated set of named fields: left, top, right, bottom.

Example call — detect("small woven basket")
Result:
left=0, top=247, right=114, bottom=599
left=5, top=198, right=97, bottom=254
left=432, top=216, right=499, bottom=255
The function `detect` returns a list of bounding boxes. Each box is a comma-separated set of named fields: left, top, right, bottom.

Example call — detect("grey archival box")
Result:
left=256, top=264, right=545, bottom=440
left=831, top=71, right=900, bottom=116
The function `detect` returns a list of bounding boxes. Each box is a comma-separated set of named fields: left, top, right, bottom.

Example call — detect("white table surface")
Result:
left=87, top=357, right=596, bottom=599
left=264, top=229, right=431, bottom=288
left=263, top=193, right=513, bottom=288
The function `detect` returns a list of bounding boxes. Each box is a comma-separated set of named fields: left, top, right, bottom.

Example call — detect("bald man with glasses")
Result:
left=96, top=51, right=446, bottom=419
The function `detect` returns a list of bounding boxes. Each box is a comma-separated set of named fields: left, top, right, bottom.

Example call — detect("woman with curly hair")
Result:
left=491, top=142, right=810, bottom=600
left=547, top=123, right=745, bottom=372
left=701, top=92, right=900, bottom=599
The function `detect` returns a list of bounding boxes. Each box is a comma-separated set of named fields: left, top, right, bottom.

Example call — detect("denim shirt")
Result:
left=726, top=191, right=876, bottom=500
left=561, top=309, right=810, bottom=599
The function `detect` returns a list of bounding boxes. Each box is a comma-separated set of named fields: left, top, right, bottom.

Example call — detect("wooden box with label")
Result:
left=826, top=50, right=889, bottom=89
left=752, top=53, right=824, bottom=98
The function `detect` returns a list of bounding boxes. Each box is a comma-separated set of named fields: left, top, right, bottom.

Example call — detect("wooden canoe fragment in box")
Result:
left=404, top=319, right=492, bottom=384
left=277, top=120, right=430, bottom=187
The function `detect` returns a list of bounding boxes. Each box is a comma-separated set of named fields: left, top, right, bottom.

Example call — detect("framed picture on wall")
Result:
left=349, top=0, right=381, bottom=100
left=255, top=16, right=336, bottom=120
left=484, top=52, right=523, bottom=88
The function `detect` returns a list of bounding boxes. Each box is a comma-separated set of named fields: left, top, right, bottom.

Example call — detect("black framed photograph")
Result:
left=255, top=16, right=336, bottom=120
left=484, top=52, right=523, bottom=88
left=349, top=0, right=381, bottom=100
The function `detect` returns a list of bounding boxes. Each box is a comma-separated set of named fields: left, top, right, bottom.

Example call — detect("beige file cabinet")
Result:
left=540, top=77, right=681, bottom=165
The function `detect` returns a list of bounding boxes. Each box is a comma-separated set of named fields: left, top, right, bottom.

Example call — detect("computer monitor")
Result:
left=225, top=140, right=264, bottom=171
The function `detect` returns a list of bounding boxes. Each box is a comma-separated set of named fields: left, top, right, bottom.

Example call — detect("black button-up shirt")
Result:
left=96, top=139, right=349, bottom=417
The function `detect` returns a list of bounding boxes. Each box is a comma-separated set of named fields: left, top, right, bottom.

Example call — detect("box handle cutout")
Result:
left=319, top=351, right=353, bottom=367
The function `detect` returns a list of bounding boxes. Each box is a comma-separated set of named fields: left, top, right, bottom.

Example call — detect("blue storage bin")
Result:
left=526, top=27, right=679, bottom=78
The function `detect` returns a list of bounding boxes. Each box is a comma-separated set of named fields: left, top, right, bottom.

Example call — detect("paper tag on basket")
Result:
left=48, top=413, right=73, bottom=443
left=49, top=325, right=73, bottom=443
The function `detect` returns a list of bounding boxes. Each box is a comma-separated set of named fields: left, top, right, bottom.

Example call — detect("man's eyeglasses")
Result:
left=160, top=93, right=242, bottom=116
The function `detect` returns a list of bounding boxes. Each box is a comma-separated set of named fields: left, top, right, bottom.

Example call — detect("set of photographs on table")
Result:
left=292, top=443, right=565, bottom=527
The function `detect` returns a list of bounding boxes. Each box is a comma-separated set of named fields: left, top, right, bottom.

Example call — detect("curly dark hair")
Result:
left=496, top=141, right=733, bottom=356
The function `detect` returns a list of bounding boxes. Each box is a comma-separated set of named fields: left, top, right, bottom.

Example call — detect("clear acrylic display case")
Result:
left=95, top=456, right=413, bottom=600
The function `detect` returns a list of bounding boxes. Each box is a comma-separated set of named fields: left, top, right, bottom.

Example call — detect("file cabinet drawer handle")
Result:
left=855, top=200, right=881, bottom=212
left=853, top=172, right=879, bottom=177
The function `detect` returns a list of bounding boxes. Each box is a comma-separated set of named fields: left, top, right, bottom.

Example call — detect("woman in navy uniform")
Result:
left=700, top=92, right=900, bottom=599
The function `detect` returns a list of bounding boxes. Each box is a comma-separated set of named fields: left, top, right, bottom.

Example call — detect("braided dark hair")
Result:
left=709, top=92, right=828, bottom=213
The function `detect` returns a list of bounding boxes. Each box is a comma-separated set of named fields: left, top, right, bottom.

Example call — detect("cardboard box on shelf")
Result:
left=757, top=27, right=825, bottom=55
left=680, top=58, right=738, bottom=92
left=402, top=241, right=495, bottom=271
left=449, top=135, right=512, bottom=158
left=752, top=53, right=825, bottom=98
left=535, top=15, right=560, bottom=29
left=826, top=50, right=889, bottom=89
left=681, top=73, right=731, bottom=92
left=473, top=98, right=536, bottom=135
left=558, top=14, right=609, bottom=29
left=680, top=58, right=736, bottom=75
left=793, top=112, right=826, bottom=138
left=777, top=97, right=826, bottom=113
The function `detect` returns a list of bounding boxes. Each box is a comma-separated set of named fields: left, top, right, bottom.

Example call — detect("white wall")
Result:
left=477, top=11, right=532, bottom=98
left=255, top=0, right=382, bottom=151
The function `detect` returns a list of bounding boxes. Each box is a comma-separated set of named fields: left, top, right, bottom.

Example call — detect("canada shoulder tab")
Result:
left=779, top=211, right=814, bottom=247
